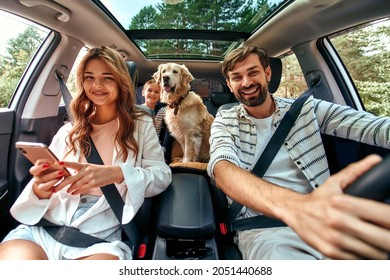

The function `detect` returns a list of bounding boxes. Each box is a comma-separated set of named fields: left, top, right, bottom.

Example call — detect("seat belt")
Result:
left=55, top=69, right=73, bottom=124
left=37, top=218, right=107, bottom=247
left=229, top=90, right=312, bottom=232
left=86, top=137, right=139, bottom=253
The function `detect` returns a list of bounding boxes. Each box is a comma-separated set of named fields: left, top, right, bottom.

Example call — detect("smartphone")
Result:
left=15, top=141, right=71, bottom=176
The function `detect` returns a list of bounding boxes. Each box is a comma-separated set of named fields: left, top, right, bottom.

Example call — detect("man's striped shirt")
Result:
left=208, top=95, right=390, bottom=191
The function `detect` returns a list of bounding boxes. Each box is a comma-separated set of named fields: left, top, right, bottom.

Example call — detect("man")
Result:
left=207, top=45, right=390, bottom=259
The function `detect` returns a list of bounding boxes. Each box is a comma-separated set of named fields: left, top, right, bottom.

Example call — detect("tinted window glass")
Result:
left=273, top=54, right=307, bottom=99
left=0, top=11, right=49, bottom=108
left=330, top=18, right=390, bottom=117
left=191, top=78, right=225, bottom=99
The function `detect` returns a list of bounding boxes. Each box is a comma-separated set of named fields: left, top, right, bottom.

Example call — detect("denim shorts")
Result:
left=70, top=195, right=99, bottom=223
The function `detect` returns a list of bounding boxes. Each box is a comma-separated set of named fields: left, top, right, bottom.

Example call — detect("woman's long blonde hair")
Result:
left=67, top=46, right=140, bottom=161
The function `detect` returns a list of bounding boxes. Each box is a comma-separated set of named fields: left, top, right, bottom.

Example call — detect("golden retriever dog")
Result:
left=153, top=63, right=214, bottom=163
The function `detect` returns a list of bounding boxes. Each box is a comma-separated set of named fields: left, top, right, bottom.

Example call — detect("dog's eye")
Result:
left=173, top=70, right=178, bottom=74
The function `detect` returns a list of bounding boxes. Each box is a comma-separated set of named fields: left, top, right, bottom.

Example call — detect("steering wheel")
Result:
left=344, top=154, right=390, bottom=203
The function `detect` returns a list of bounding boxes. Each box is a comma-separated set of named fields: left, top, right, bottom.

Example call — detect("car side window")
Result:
left=65, top=47, right=87, bottom=98
left=190, top=79, right=225, bottom=99
left=273, top=53, right=307, bottom=99
left=330, top=18, right=390, bottom=117
left=0, top=11, right=49, bottom=108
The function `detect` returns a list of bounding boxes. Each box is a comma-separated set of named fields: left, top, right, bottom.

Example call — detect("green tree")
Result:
left=274, top=54, right=307, bottom=99
left=129, top=5, right=159, bottom=29
left=332, top=20, right=390, bottom=116
left=332, top=24, right=389, bottom=83
left=129, top=0, right=272, bottom=57
left=0, top=26, right=43, bottom=107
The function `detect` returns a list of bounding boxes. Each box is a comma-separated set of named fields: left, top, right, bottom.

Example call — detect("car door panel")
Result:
left=0, top=109, right=14, bottom=239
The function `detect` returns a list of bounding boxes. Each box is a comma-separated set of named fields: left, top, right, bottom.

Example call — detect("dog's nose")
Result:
left=163, top=75, right=170, bottom=82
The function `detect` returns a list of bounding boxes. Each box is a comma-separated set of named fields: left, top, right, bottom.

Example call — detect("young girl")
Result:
left=0, top=46, right=172, bottom=260
left=141, top=78, right=166, bottom=139
left=142, top=78, right=161, bottom=114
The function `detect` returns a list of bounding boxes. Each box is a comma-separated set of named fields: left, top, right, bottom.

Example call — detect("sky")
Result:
left=0, top=10, right=49, bottom=54
left=101, top=0, right=163, bottom=28
left=0, top=11, right=30, bottom=53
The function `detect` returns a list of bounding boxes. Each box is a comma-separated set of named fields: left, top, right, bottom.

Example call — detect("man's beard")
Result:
left=237, top=83, right=268, bottom=107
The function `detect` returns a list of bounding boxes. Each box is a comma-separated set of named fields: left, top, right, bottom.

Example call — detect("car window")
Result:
left=0, top=10, right=49, bottom=108
left=330, top=18, right=390, bottom=117
left=65, top=47, right=88, bottom=98
left=273, top=53, right=307, bottom=99
left=191, top=79, right=225, bottom=99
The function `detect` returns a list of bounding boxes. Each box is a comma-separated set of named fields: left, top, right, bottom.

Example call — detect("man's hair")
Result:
left=222, top=45, right=269, bottom=79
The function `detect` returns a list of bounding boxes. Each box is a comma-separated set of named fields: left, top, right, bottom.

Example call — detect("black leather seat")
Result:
left=152, top=172, right=218, bottom=260
left=125, top=60, right=154, bottom=117
left=204, top=91, right=237, bottom=116
left=126, top=61, right=138, bottom=91
left=124, top=60, right=159, bottom=259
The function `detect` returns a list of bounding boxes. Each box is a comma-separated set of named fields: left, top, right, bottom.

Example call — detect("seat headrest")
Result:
left=268, top=57, right=282, bottom=94
left=126, top=61, right=138, bottom=90
left=210, top=92, right=233, bottom=106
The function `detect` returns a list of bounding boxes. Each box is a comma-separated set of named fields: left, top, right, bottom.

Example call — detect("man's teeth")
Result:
left=242, top=88, right=257, bottom=95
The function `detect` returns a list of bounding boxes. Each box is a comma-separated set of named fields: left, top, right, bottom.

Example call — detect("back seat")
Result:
left=204, top=91, right=237, bottom=116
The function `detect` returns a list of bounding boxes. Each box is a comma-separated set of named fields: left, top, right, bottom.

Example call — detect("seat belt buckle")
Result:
left=219, top=222, right=228, bottom=235
left=136, top=243, right=147, bottom=259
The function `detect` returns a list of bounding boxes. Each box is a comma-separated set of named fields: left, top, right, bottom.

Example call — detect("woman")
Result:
left=0, top=46, right=172, bottom=260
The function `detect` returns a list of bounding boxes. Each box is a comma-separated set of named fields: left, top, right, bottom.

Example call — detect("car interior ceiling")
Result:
left=1, top=0, right=387, bottom=84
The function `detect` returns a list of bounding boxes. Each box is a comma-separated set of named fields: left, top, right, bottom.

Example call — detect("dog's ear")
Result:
left=153, top=64, right=163, bottom=83
left=180, top=64, right=194, bottom=88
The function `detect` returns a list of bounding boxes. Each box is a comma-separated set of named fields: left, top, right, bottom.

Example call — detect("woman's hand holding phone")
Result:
left=15, top=141, right=124, bottom=197
left=15, top=141, right=71, bottom=199
left=29, top=160, right=69, bottom=199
